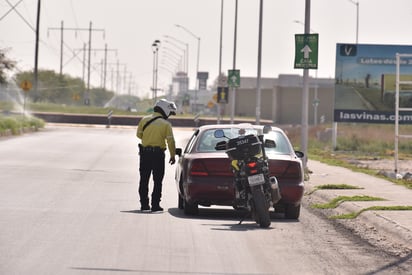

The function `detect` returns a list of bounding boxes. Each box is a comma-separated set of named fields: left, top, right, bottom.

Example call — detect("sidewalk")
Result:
left=305, top=160, right=412, bottom=253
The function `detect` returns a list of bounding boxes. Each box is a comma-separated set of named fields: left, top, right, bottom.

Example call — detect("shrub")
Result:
left=0, top=115, right=45, bottom=135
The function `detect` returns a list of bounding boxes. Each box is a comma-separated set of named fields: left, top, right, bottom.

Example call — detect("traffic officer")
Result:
left=136, top=99, right=177, bottom=212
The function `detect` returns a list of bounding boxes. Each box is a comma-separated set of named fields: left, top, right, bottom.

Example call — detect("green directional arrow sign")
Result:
left=294, top=33, right=318, bottom=69
left=227, top=69, right=240, bottom=87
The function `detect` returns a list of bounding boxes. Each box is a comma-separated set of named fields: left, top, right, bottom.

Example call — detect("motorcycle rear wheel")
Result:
left=251, top=187, right=271, bottom=228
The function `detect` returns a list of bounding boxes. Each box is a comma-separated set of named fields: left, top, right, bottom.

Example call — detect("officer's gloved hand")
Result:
left=169, top=156, right=176, bottom=165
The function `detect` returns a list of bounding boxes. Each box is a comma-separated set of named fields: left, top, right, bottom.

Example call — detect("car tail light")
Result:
left=282, top=162, right=302, bottom=179
left=269, top=160, right=302, bottom=180
left=189, top=159, right=232, bottom=177
left=190, top=160, right=209, bottom=176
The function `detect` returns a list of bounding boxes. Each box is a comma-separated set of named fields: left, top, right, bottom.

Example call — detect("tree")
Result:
left=15, top=70, right=86, bottom=104
left=14, top=69, right=121, bottom=106
left=0, top=48, right=16, bottom=84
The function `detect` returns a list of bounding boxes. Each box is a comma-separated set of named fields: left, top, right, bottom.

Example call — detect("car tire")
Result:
left=285, top=204, right=300, bottom=219
left=183, top=200, right=199, bottom=215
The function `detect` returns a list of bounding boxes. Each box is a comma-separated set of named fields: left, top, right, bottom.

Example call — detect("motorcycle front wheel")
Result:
left=251, top=186, right=271, bottom=228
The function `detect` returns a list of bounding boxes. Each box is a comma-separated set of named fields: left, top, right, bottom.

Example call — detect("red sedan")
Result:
left=175, top=124, right=305, bottom=219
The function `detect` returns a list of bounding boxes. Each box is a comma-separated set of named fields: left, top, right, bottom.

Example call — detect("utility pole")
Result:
left=47, top=21, right=104, bottom=104
left=33, top=0, right=41, bottom=96
left=47, top=21, right=64, bottom=76
left=106, top=62, right=126, bottom=94
left=79, top=44, right=118, bottom=90
left=256, top=0, right=263, bottom=125
left=230, top=0, right=238, bottom=124
left=301, top=0, right=311, bottom=166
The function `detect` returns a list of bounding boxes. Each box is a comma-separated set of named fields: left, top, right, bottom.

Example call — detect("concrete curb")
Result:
left=305, top=185, right=412, bottom=251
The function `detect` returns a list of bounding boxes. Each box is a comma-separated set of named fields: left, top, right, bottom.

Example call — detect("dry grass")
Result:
left=283, top=123, right=412, bottom=159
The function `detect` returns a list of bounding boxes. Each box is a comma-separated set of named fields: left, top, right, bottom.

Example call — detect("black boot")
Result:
left=151, top=204, right=164, bottom=212
left=140, top=199, right=150, bottom=211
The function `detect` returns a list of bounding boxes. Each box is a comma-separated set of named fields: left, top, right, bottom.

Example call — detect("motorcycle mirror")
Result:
left=214, top=129, right=225, bottom=138
left=214, top=140, right=227, bottom=150
left=263, top=125, right=272, bottom=134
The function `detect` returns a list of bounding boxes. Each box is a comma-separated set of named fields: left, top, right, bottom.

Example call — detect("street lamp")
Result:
left=163, top=44, right=185, bottom=72
left=164, top=35, right=189, bottom=74
left=347, top=0, right=359, bottom=44
left=175, top=24, right=200, bottom=113
left=152, top=39, right=161, bottom=103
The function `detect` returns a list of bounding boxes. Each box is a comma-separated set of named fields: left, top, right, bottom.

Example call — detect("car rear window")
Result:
left=263, top=131, right=293, bottom=154
left=196, top=128, right=258, bottom=152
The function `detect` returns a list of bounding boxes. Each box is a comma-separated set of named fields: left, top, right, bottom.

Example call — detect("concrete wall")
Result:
left=221, top=74, right=335, bottom=125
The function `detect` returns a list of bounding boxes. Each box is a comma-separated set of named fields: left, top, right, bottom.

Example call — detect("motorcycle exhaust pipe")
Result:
left=270, top=176, right=281, bottom=203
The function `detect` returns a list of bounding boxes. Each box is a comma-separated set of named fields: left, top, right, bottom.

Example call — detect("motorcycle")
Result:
left=214, top=128, right=281, bottom=228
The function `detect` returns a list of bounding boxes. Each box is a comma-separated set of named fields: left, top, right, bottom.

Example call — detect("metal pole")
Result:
left=152, top=47, right=156, bottom=101
left=103, top=44, right=107, bottom=90
left=217, top=0, right=224, bottom=124
left=33, top=0, right=41, bottom=96
left=82, top=43, right=86, bottom=85
left=230, top=0, right=238, bottom=124
left=194, top=37, right=200, bottom=113
left=301, top=0, right=311, bottom=166
left=155, top=42, right=160, bottom=101
left=175, top=24, right=200, bottom=112
left=395, top=54, right=400, bottom=173
left=86, top=21, right=92, bottom=105
left=355, top=1, right=359, bottom=44
left=59, top=20, right=63, bottom=76
left=164, top=35, right=189, bottom=74
left=314, top=69, right=318, bottom=125
left=256, top=0, right=263, bottom=125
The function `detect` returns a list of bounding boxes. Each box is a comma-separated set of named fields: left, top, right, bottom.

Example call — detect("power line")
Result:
left=47, top=21, right=105, bottom=105
left=3, top=0, right=35, bottom=32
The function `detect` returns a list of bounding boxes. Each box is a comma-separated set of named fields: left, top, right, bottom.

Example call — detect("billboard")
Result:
left=334, top=43, right=412, bottom=124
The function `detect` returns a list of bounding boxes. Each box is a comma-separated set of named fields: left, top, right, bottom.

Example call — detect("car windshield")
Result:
left=196, top=127, right=293, bottom=155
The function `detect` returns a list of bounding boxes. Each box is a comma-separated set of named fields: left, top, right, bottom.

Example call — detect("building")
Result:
left=175, top=74, right=335, bottom=125
left=229, top=74, right=335, bottom=125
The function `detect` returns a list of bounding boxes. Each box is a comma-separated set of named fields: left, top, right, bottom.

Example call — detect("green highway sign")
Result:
left=227, top=69, right=240, bottom=87
left=294, top=33, right=318, bottom=69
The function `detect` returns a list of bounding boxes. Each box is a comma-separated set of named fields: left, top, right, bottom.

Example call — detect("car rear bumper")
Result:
left=185, top=177, right=235, bottom=205
left=279, top=182, right=304, bottom=205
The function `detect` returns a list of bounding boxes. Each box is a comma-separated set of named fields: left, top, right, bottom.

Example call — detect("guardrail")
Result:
left=32, top=112, right=272, bottom=127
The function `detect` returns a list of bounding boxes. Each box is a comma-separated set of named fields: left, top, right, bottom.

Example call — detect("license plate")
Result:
left=248, top=173, right=265, bottom=186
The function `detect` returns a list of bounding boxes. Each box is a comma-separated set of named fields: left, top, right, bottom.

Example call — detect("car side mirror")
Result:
left=175, top=148, right=182, bottom=157
left=295, top=150, right=304, bottom=159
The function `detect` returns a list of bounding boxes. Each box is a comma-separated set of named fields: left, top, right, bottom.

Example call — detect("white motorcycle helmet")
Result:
left=154, top=99, right=177, bottom=118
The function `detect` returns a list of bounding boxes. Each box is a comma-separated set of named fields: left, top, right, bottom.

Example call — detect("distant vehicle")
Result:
left=175, top=124, right=305, bottom=219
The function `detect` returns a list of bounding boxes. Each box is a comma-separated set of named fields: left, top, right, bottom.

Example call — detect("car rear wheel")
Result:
left=183, top=200, right=199, bottom=215
left=285, top=204, right=300, bottom=219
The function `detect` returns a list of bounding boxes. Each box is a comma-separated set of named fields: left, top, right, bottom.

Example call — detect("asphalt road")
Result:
left=334, top=84, right=374, bottom=110
left=0, top=125, right=410, bottom=275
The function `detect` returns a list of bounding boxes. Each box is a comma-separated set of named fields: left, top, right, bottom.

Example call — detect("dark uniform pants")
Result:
left=139, top=149, right=165, bottom=207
